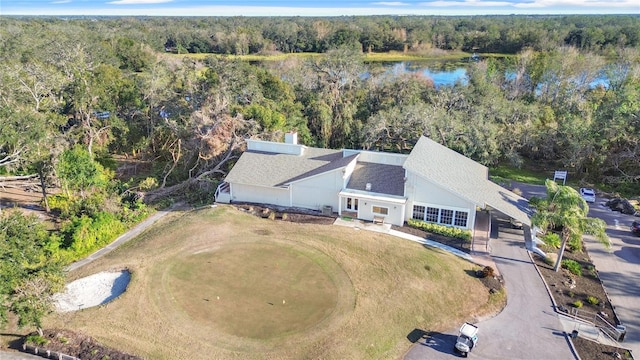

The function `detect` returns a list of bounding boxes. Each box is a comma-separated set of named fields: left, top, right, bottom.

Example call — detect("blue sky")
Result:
left=2, top=0, right=639, bottom=16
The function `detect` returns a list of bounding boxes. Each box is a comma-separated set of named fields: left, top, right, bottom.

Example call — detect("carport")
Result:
left=482, top=181, right=532, bottom=227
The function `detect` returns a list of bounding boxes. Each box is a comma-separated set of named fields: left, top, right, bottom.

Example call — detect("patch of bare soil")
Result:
left=532, top=247, right=633, bottom=360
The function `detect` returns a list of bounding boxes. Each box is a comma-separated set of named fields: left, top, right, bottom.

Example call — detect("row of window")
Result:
left=346, top=199, right=468, bottom=227
left=412, top=205, right=468, bottom=227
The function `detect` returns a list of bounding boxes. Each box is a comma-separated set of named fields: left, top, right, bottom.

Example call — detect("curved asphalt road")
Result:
left=404, top=215, right=575, bottom=360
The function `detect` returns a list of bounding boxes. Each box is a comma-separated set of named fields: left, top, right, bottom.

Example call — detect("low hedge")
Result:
left=407, top=219, right=472, bottom=241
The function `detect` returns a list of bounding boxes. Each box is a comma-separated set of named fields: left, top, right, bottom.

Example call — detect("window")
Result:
left=372, top=206, right=388, bottom=215
left=454, top=211, right=468, bottom=227
left=425, top=207, right=439, bottom=222
left=412, top=205, right=425, bottom=220
left=440, top=209, right=453, bottom=225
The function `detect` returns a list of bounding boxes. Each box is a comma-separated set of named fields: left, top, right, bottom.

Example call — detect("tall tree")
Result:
left=530, top=180, right=610, bottom=272
left=302, top=47, right=364, bottom=148
left=57, top=146, right=108, bottom=199
left=0, top=211, right=65, bottom=336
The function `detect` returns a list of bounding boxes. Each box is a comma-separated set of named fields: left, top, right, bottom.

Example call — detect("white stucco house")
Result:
left=215, top=132, right=530, bottom=230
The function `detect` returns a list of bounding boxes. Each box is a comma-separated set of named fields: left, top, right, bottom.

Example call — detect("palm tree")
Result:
left=529, top=179, right=610, bottom=272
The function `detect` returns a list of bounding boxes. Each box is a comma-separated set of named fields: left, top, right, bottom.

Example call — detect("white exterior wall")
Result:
left=247, top=139, right=304, bottom=155
left=357, top=199, right=405, bottom=226
left=230, top=183, right=290, bottom=207
left=343, top=150, right=408, bottom=166
left=290, top=170, right=343, bottom=211
left=404, top=171, right=477, bottom=229
left=342, top=157, right=359, bottom=187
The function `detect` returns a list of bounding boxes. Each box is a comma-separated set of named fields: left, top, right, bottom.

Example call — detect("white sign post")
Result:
left=553, top=170, right=568, bottom=185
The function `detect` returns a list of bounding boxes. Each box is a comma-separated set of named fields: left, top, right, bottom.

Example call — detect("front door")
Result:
left=346, top=197, right=359, bottom=211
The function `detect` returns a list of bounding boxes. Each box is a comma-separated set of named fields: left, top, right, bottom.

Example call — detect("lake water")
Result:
left=369, top=61, right=609, bottom=90
left=381, top=61, right=468, bottom=88
left=363, top=60, right=471, bottom=88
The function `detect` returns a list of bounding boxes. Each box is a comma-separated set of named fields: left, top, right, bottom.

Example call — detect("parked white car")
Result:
left=579, top=188, right=596, bottom=203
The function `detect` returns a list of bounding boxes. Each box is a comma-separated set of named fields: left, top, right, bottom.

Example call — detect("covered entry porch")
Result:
left=338, top=189, right=407, bottom=226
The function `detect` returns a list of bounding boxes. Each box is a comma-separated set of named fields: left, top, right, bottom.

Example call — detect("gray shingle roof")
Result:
left=404, top=136, right=530, bottom=225
left=223, top=147, right=347, bottom=187
left=404, top=137, right=488, bottom=205
left=226, top=136, right=530, bottom=225
left=346, top=162, right=405, bottom=196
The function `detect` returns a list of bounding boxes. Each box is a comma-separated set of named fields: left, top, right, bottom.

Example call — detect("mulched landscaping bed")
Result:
left=532, top=246, right=634, bottom=360
left=391, top=224, right=472, bottom=254
left=22, top=329, right=141, bottom=360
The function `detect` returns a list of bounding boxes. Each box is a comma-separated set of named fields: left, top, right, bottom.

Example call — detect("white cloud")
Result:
left=107, top=0, right=173, bottom=4
left=51, top=0, right=71, bottom=3
left=420, top=0, right=513, bottom=7
left=4, top=2, right=640, bottom=16
left=371, top=2, right=410, bottom=5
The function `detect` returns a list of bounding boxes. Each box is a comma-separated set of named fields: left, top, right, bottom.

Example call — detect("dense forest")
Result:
left=0, top=13, right=639, bottom=338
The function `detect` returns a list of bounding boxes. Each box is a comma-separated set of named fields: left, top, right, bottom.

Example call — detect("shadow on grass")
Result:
left=407, top=328, right=428, bottom=343
left=1, top=333, right=25, bottom=350
left=464, top=269, right=479, bottom=278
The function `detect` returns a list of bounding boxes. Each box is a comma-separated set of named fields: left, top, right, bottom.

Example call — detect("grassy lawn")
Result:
left=44, top=205, right=499, bottom=359
left=490, top=164, right=549, bottom=186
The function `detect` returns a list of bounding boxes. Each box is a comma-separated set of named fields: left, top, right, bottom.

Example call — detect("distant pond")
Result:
left=365, top=60, right=471, bottom=88
left=365, top=60, right=610, bottom=90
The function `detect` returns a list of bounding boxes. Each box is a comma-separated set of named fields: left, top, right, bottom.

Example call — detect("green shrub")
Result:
left=561, top=259, right=583, bottom=277
left=25, top=334, right=48, bottom=346
left=572, top=300, right=583, bottom=308
left=407, top=219, right=472, bottom=241
left=59, top=211, right=126, bottom=261
left=586, top=296, right=599, bottom=305
left=120, top=199, right=149, bottom=224
left=568, top=237, right=583, bottom=252
left=47, top=193, right=75, bottom=218
left=542, top=233, right=561, bottom=248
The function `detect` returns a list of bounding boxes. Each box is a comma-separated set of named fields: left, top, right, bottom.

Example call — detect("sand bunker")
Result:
left=54, top=270, right=131, bottom=312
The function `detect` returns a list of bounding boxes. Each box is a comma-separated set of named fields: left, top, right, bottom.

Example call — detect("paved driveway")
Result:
left=515, top=182, right=639, bottom=355
left=0, top=351, right=43, bottom=360
left=404, top=216, right=574, bottom=360
left=582, top=202, right=640, bottom=356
